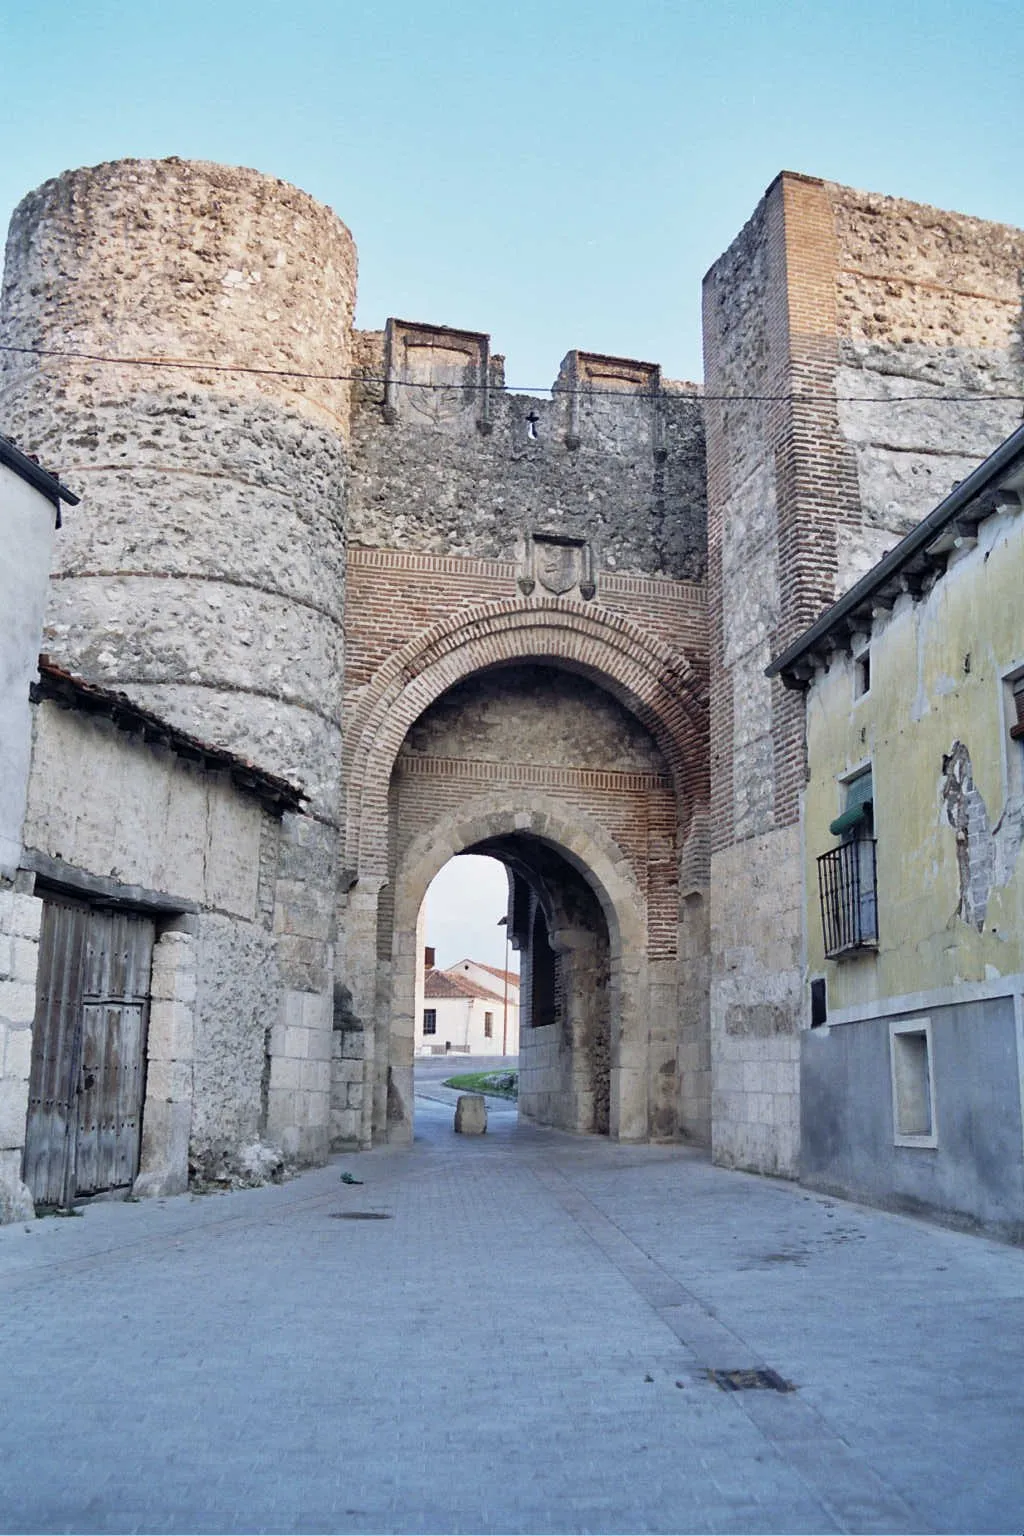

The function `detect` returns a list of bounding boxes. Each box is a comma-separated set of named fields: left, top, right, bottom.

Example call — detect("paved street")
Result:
left=1, top=1092, right=1022, bottom=1535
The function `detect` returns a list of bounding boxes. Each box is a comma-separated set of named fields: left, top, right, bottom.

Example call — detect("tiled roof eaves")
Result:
left=473, top=962, right=520, bottom=987
left=425, top=971, right=504, bottom=1001
left=450, top=960, right=520, bottom=987
left=767, top=421, right=1024, bottom=688
left=32, top=656, right=306, bottom=815
left=1, top=435, right=80, bottom=508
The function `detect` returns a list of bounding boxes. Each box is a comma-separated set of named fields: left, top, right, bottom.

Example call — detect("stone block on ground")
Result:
left=454, top=1093, right=487, bottom=1135
left=0, top=1147, right=34, bottom=1223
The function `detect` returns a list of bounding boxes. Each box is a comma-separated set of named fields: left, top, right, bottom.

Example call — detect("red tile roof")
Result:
left=424, top=969, right=504, bottom=1002
left=450, top=959, right=520, bottom=988
left=471, top=961, right=520, bottom=988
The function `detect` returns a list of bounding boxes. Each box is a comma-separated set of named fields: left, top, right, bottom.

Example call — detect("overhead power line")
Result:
left=1, top=342, right=1023, bottom=405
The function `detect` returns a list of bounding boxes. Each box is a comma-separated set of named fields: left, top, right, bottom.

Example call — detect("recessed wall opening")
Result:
left=810, top=977, right=827, bottom=1028
left=482, top=832, right=611, bottom=1137
left=854, top=646, right=871, bottom=699
left=1002, top=665, right=1024, bottom=801
left=890, top=1021, right=936, bottom=1146
left=529, top=901, right=559, bottom=1030
left=389, top=817, right=622, bottom=1145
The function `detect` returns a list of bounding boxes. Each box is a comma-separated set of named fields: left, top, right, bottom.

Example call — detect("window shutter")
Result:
left=830, top=770, right=873, bottom=836
left=1012, top=678, right=1024, bottom=740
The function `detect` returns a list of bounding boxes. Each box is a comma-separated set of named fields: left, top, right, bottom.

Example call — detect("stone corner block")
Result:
left=10, top=895, right=42, bottom=942
left=0, top=1077, right=31, bottom=1149
left=135, top=1099, right=191, bottom=1195
left=454, top=1093, right=487, bottom=1135
left=0, top=1172, right=35, bottom=1224
left=132, top=1165, right=189, bottom=1199
left=0, top=979, right=37, bottom=1029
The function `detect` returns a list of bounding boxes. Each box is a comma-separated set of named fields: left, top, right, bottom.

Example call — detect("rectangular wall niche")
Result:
left=889, top=1019, right=937, bottom=1147
left=560, top=350, right=663, bottom=453
left=382, top=318, right=491, bottom=434
left=1002, top=664, right=1024, bottom=801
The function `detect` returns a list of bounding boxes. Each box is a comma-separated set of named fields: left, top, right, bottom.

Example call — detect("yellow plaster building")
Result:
left=770, top=423, right=1024, bottom=1238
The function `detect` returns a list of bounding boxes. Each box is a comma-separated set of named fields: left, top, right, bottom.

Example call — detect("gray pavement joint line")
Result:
left=0, top=1147, right=503, bottom=1290
left=528, top=1159, right=927, bottom=1536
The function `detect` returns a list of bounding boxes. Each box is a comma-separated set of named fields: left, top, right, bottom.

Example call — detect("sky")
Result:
left=424, top=855, right=515, bottom=972
left=2, top=0, right=1022, bottom=388
left=2, top=0, right=1022, bottom=968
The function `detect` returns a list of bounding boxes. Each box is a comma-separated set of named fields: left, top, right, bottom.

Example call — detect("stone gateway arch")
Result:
left=343, top=597, right=710, bottom=1147
left=3, top=156, right=1021, bottom=1203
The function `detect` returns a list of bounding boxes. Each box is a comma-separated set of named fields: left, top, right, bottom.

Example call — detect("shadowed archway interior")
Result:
left=459, top=833, right=612, bottom=1136
left=364, top=658, right=684, bottom=1146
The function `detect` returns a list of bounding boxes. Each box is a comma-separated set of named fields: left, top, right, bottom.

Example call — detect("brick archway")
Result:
left=343, top=598, right=708, bottom=881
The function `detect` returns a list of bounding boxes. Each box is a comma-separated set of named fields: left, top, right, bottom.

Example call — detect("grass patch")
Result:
left=443, top=1070, right=518, bottom=1100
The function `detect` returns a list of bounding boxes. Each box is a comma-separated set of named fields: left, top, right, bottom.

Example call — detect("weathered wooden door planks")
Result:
left=23, top=897, right=155, bottom=1207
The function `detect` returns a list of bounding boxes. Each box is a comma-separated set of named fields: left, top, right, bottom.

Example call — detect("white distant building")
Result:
left=415, top=957, right=520, bottom=1057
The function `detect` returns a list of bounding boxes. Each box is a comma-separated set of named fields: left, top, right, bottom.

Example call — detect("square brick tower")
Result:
left=703, top=172, right=1024, bottom=1176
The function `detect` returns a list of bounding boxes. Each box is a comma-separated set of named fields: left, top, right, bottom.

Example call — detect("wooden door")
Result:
left=23, top=898, right=89, bottom=1207
left=75, top=911, right=154, bottom=1195
left=23, top=898, right=155, bottom=1207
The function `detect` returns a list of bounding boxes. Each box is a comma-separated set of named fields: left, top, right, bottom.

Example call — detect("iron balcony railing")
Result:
left=817, top=838, right=878, bottom=958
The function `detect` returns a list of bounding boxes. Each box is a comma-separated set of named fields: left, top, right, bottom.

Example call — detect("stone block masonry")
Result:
left=338, top=341, right=711, bottom=1147
left=1, top=159, right=354, bottom=820
left=0, top=888, right=41, bottom=1221
left=348, top=326, right=707, bottom=581
left=134, top=927, right=197, bottom=1199
left=454, top=1093, right=487, bottom=1134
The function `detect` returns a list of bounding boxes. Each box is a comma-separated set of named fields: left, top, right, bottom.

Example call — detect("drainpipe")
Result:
left=499, top=916, right=510, bottom=1056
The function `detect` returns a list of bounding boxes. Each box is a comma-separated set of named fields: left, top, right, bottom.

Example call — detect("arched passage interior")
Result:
left=365, top=660, right=678, bottom=1146
left=413, top=839, right=613, bottom=1133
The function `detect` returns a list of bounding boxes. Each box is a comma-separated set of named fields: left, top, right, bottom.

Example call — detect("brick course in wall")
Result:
left=392, top=758, right=677, bottom=959
left=343, top=560, right=707, bottom=832
left=339, top=538, right=709, bottom=1145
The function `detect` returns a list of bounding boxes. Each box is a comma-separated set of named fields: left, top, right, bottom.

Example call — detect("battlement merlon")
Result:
left=346, top=321, right=707, bottom=581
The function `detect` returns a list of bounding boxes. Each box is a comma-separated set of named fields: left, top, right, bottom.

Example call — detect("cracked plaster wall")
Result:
left=805, top=504, right=1024, bottom=1011
left=940, top=741, right=1024, bottom=932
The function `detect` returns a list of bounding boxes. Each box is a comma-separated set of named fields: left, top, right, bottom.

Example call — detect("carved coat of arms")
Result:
left=404, top=345, right=471, bottom=428
left=535, top=540, right=581, bottom=595
left=518, top=534, right=595, bottom=600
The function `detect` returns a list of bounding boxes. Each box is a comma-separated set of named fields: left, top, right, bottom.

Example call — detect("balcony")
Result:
left=817, top=838, right=878, bottom=958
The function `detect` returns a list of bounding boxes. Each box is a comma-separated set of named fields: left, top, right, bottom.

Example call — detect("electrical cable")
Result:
left=1, top=342, right=1022, bottom=405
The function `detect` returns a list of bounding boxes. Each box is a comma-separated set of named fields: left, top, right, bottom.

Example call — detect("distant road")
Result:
left=414, top=1055, right=519, bottom=1111
left=414, top=1054, right=517, bottom=1089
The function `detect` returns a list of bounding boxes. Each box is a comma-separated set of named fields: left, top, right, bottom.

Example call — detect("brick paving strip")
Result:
left=0, top=1096, right=1022, bottom=1534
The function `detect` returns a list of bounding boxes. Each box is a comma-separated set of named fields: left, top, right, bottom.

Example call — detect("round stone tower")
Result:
left=0, top=158, right=357, bottom=817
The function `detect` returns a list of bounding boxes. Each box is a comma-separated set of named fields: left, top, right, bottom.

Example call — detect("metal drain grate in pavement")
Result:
left=329, top=1211, right=393, bottom=1220
left=705, top=1367, right=795, bottom=1393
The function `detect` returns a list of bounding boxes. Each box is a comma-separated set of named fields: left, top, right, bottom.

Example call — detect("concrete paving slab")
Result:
left=0, top=1095, right=1021, bottom=1533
